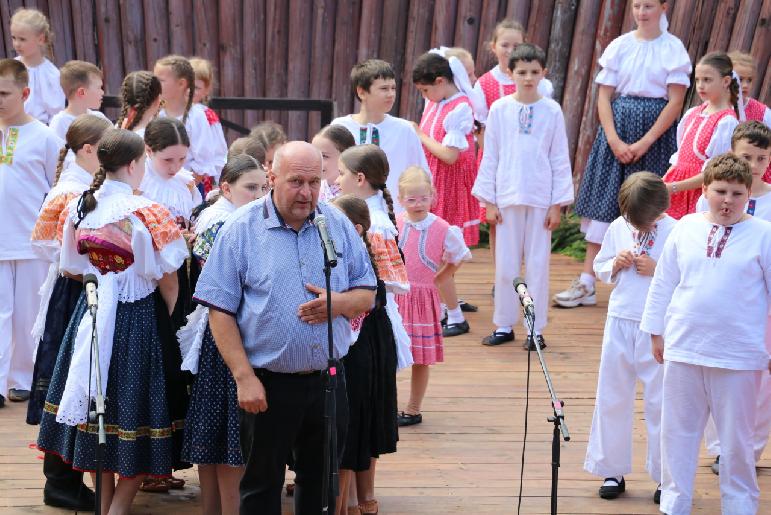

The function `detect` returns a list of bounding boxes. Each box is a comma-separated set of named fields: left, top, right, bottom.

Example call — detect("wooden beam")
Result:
left=545, top=0, right=578, bottom=103
left=242, top=0, right=266, bottom=127
left=331, top=0, right=361, bottom=117
left=748, top=0, right=770, bottom=100
left=143, top=0, right=170, bottom=67
left=454, top=0, right=483, bottom=57
left=706, top=0, right=740, bottom=53
left=400, top=0, right=436, bottom=121
left=358, top=0, right=383, bottom=61
left=192, top=0, right=218, bottom=62
left=379, top=0, right=410, bottom=116
left=432, top=0, right=457, bottom=47
left=218, top=0, right=244, bottom=142
left=286, top=0, right=313, bottom=139
left=526, top=0, right=555, bottom=51
left=308, top=0, right=336, bottom=132
left=474, top=0, right=506, bottom=79
left=94, top=0, right=124, bottom=96
left=729, top=0, right=763, bottom=51
left=505, top=0, right=530, bottom=26
left=168, top=0, right=193, bottom=56
left=119, top=0, right=145, bottom=71
left=264, top=0, right=290, bottom=128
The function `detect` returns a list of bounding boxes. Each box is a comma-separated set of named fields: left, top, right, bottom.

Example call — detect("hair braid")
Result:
left=53, top=146, right=69, bottom=186
left=362, top=232, right=380, bottom=280
left=75, top=166, right=106, bottom=228
left=729, top=75, right=740, bottom=119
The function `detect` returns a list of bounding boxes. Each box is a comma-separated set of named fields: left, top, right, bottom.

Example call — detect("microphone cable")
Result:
left=517, top=337, right=532, bottom=514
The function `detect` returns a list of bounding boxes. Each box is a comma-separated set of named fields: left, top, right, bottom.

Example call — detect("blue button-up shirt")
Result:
left=193, top=193, right=377, bottom=372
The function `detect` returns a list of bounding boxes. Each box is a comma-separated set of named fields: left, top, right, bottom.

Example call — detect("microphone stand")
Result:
left=88, top=303, right=106, bottom=515
left=320, top=247, right=338, bottom=513
left=520, top=305, right=570, bottom=515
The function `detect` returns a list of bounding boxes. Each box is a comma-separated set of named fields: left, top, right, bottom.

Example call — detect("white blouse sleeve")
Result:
left=184, top=107, right=227, bottom=180
left=472, top=105, right=499, bottom=205
left=538, top=78, right=555, bottom=99
left=705, top=115, right=740, bottom=159
left=548, top=108, right=574, bottom=206
left=763, top=107, right=771, bottom=128
left=441, top=102, right=474, bottom=150
left=443, top=225, right=472, bottom=264
left=43, top=65, right=65, bottom=122
left=129, top=217, right=189, bottom=280
left=663, top=37, right=692, bottom=88
left=58, top=212, right=91, bottom=276
left=595, top=36, right=624, bottom=87
left=640, top=224, right=682, bottom=336
left=593, top=220, right=620, bottom=284
left=695, top=194, right=708, bottom=212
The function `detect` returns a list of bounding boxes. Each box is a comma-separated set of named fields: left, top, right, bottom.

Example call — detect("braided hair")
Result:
left=331, top=194, right=379, bottom=279
left=75, top=129, right=145, bottom=227
left=339, top=144, right=398, bottom=231
left=698, top=52, right=741, bottom=119
left=155, top=55, right=195, bottom=124
left=117, top=71, right=162, bottom=131
left=54, top=114, right=112, bottom=185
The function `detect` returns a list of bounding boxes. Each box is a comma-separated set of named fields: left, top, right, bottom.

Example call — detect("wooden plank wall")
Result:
left=0, top=0, right=769, bottom=178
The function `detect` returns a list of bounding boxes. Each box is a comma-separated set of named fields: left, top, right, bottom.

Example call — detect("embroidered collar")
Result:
left=402, top=212, right=437, bottom=231
left=0, top=127, right=19, bottom=165
left=491, top=65, right=515, bottom=85
left=59, top=162, right=93, bottom=186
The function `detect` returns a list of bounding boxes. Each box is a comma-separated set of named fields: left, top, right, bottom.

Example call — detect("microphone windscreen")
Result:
left=84, top=273, right=98, bottom=287
left=513, top=277, right=526, bottom=289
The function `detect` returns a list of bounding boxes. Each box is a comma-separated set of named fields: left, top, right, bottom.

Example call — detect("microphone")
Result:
left=315, top=214, right=338, bottom=268
left=513, top=277, right=535, bottom=316
left=84, top=273, right=99, bottom=315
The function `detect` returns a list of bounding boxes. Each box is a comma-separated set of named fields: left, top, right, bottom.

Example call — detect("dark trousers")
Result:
left=239, top=365, right=348, bottom=515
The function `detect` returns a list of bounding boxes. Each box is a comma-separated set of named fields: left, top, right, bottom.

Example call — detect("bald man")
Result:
left=194, top=141, right=376, bottom=514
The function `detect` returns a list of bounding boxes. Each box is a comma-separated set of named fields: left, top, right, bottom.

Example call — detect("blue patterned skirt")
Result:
left=182, top=325, right=242, bottom=466
left=37, top=292, right=183, bottom=478
left=574, top=96, right=677, bottom=223
left=27, top=277, right=83, bottom=425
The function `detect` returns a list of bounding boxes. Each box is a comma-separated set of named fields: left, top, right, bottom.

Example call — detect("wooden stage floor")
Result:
left=1, top=249, right=768, bottom=513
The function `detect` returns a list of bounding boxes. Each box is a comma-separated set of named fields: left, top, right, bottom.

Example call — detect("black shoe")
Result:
left=711, top=455, right=720, bottom=475
left=397, top=412, right=422, bottom=426
left=482, top=330, right=514, bottom=346
left=654, top=485, right=661, bottom=504
left=599, top=477, right=625, bottom=499
left=0, top=394, right=4, bottom=408
left=523, top=334, right=547, bottom=351
left=44, top=485, right=96, bottom=511
left=443, top=320, right=469, bottom=337
left=458, top=300, right=478, bottom=312
left=8, top=388, right=30, bottom=402
left=441, top=314, right=447, bottom=327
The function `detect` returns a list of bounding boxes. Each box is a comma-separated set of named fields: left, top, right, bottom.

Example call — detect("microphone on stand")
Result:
left=84, top=273, right=99, bottom=316
left=315, top=214, right=338, bottom=268
left=513, top=277, right=535, bottom=317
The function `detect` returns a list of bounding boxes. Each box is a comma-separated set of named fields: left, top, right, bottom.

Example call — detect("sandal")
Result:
left=359, top=499, right=378, bottom=514
left=139, top=477, right=170, bottom=493
left=166, top=475, right=185, bottom=489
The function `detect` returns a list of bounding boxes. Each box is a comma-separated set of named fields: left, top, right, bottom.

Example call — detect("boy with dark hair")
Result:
left=333, top=58, right=429, bottom=214
left=473, top=43, right=573, bottom=348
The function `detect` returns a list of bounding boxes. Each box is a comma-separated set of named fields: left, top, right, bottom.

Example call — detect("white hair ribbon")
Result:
left=429, top=46, right=487, bottom=118
left=731, top=70, right=746, bottom=121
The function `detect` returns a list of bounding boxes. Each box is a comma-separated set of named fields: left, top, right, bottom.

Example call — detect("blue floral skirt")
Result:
left=182, top=325, right=242, bottom=466
left=27, top=276, right=83, bottom=425
left=574, top=96, right=676, bottom=223
left=37, top=293, right=183, bottom=478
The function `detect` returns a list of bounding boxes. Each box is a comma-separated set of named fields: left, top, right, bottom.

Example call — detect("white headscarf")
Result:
left=429, top=46, right=487, bottom=117
left=731, top=70, right=747, bottom=121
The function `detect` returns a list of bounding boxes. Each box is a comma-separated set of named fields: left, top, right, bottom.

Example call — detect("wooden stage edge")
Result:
left=0, top=249, right=768, bottom=514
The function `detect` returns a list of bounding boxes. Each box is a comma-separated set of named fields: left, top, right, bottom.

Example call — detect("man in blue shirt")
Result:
left=194, top=141, right=376, bottom=514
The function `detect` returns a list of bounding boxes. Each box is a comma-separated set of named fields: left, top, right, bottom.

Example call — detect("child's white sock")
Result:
left=496, top=325, right=513, bottom=334
left=579, top=273, right=595, bottom=289
left=441, top=303, right=448, bottom=319
left=447, top=306, right=464, bottom=325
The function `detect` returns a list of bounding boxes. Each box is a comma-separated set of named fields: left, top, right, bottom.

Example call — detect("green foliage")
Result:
left=551, top=213, right=586, bottom=261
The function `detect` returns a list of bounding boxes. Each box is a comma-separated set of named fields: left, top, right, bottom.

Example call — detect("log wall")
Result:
left=1, top=0, right=769, bottom=178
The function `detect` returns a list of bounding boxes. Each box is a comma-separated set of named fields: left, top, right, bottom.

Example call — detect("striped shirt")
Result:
left=194, top=193, right=376, bottom=372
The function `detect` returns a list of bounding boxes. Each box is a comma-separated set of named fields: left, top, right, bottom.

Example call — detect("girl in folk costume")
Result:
left=249, top=120, right=288, bottom=174
left=728, top=51, right=771, bottom=182
left=556, top=0, right=691, bottom=309
left=10, top=8, right=64, bottom=123
left=662, top=51, right=740, bottom=219
left=36, top=129, right=189, bottom=514
left=28, top=114, right=113, bottom=425
left=190, top=57, right=214, bottom=105
left=335, top=146, right=403, bottom=514
left=395, top=167, right=471, bottom=427
left=154, top=55, right=227, bottom=193
left=116, top=71, right=163, bottom=139
left=331, top=194, right=399, bottom=515
left=412, top=51, right=480, bottom=246
left=179, top=155, right=268, bottom=515
left=312, top=124, right=355, bottom=203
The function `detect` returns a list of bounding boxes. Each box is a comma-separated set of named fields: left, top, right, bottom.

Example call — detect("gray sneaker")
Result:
left=553, top=279, right=597, bottom=308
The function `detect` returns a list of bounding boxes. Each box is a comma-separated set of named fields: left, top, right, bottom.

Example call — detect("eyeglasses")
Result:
left=402, top=195, right=432, bottom=206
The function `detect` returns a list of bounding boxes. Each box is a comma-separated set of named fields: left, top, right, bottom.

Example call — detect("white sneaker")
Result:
left=553, top=278, right=596, bottom=308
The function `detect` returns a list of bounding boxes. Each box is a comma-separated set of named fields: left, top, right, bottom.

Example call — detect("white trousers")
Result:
left=660, top=361, right=761, bottom=515
left=584, top=316, right=663, bottom=482
left=704, top=372, right=771, bottom=463
left=0, top=259, right=48, bottom=396
left=493, top=205, right=550, bottom=333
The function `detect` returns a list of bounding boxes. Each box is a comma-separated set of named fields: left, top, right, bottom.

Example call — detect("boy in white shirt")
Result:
left=0, top=59, right=61, bottom=407
left=332, top=59, right=430, bottom=214
left=472, top=43, right=573, bottom=349
left=640, top=153, right=771, bottom=515
left=584, top=172, right=677, bottom=504
left=48, top=60, right=108, bottom=140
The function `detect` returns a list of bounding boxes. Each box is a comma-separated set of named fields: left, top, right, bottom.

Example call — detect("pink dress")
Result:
left=663, top=104, right=736, bottom=219
left=396, top=213, right=447, bottom=365
left=419, top=93, right=480, bottom=246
